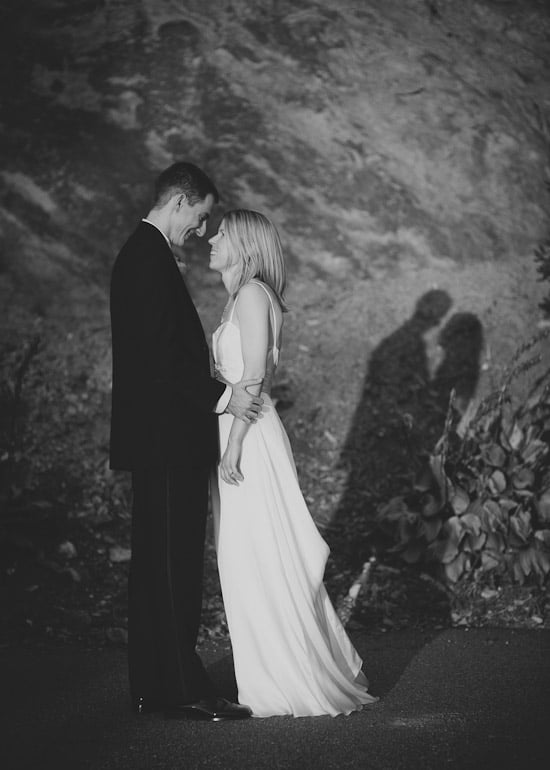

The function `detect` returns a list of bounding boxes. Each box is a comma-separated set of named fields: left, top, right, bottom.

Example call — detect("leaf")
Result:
left=421, top=493, right=441, bottom=519
left=461, top=512, right=482, bottom=536
left=480, top=551, right=501, bottom=571
left=508, top=423, right=524, bottom=451
left=421, top=516, right=442, bottom=543
left=377, top=497, right=412, bottom=535
left=499, top=428, right=512, bottom=452
left=526, top=389, right=546, bottom=412
left=450, top=487, right=470, bottom=515
left=444, top=552, right=469, bottom=583
left=536, top=490, right=550, bottom=523
left=535, top=529, right=550, bottom=547
left=512, top=558, right=526, bottom=584
left=377, top=496, right=409, bottom=524
left=509, top=511, right=533, bottom=544
left=535, top=549, right=550, bottom=575
left=451, top=610, right=470, bottom=626
left=530, top=547, right=550, bottom=578
left=522, top=439, right=548, bottom=465
left=483, top=444, right=506, bottom=467
left=480, top=587, right=499, bottom=599
left=464, top=497, right=483, bottom=518
left=518, top=547, right=535, bottom=577
left=514, top=489, right=534, bottom=500
left=483, top=500, right=502, bottom=518
left=498, top=498, right=518, bottom=514
left=433, top=537, right=459, bottom=564
left=488, top=469, right=507, bottom=495
left=481, top=500, right=507, bottom=533
left=462, top=531, right=487, bottom=553
left=434, top=516, right=464, bottom=563
left=512, top=467, right=535, bottom=490
left=485, top=531, right=506, bottom=552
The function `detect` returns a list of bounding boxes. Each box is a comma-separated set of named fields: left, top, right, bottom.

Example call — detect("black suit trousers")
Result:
left=128, top=464, right=215, bottom=704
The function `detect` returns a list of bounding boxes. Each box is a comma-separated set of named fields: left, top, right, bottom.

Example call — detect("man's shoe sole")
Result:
left=164, top=706, right=251, bottom=721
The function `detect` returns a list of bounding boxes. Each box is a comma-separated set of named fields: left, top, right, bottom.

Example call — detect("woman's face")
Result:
left=208, top=221, right=231, bottom=272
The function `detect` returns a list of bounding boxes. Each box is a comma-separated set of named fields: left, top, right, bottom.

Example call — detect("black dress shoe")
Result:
left=164, top=697, right=252, bottom=722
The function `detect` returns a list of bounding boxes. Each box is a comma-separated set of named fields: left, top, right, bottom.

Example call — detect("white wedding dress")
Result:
left=212, top=281, right=377, bottom=717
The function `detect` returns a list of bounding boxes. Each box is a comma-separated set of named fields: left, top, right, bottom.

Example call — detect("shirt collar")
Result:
left=142, top=218, right=171, bottom=249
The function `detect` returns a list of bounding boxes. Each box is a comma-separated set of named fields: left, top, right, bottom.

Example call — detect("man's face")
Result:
left=170, top=193, right=214, bottom=247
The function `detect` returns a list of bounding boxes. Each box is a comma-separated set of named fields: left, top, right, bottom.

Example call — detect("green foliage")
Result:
left=377, top=329, right=550, bottom=585
left=535, top=238, right=550, bottom=319
left=0, top=319, right=126, bottom=522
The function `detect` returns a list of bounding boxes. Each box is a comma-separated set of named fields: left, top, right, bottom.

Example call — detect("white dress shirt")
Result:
left=141, top=219, right=231, bottom=414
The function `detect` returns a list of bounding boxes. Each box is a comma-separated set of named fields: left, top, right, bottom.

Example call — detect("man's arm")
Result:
left=134, top=249, right=226, bottom=412
left=214, top=386, right=232, bottom=414
left=214, top=379, right=263, bottom=420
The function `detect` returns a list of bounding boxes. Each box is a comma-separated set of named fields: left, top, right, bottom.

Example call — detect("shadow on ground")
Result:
left=321, top=290, right=484, bottom=632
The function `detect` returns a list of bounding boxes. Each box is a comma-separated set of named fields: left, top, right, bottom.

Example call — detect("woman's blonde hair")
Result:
left=222, top=209, right=288, bottom=310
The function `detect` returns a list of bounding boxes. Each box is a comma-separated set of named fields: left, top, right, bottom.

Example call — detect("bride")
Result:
left=208, top=209, right=378, bottom=718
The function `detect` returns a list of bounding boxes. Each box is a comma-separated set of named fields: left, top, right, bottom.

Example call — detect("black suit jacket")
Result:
left=109, top=221, right=225, bottom=470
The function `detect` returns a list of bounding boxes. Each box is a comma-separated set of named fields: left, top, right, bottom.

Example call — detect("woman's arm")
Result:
left=219, top=283, right=270, bottom=485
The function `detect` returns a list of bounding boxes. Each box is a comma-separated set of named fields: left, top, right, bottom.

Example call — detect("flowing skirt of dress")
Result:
left=213, top=394, right=377, bottom=718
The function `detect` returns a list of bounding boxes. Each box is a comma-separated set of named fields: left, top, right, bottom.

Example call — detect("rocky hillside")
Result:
left=1, top=0, right=549, bottom=516
left=1, top=0, right=549, bottom=298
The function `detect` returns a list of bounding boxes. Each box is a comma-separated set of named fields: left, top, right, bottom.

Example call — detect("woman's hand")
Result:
left=220, top=440, right=244, bottom=485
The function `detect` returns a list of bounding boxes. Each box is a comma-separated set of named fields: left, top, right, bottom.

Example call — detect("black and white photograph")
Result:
left=1, top=1, right=550, bottom=768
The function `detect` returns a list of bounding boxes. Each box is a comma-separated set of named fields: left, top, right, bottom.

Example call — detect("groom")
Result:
left=110, top=162, right=260, bottom=720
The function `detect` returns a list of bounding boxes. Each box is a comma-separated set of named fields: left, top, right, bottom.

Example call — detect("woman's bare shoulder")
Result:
left=236, top=281, right=272, bottom=307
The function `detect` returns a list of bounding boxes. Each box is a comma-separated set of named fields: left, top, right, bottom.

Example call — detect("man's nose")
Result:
left=197, top=221, right=207, bottom=237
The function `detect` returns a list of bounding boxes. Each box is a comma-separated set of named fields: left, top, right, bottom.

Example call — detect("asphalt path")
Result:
left=2, top=628, right=550, bottom=770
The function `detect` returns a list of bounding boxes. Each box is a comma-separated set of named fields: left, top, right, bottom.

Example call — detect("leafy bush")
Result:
left=0, top=318, right=122, bottom=521
left=377, top=329, right=550, bottom=585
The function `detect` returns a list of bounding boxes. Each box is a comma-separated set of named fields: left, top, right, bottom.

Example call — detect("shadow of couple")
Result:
left=324, top=290, right=483, bottom=621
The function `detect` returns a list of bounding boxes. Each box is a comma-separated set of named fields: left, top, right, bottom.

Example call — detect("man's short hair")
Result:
left=152, top=161, right=220, bottom=208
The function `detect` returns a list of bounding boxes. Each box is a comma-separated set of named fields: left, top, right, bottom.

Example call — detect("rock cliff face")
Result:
left=1, top=0, right=549, bottom=483
left=2, top=0, right=549, bottom=296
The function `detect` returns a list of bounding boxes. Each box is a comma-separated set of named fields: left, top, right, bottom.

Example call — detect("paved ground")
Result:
left=2, top=627, right=550, bottom=770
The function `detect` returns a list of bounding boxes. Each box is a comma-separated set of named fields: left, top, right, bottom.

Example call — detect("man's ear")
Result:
left=175, top=193, right=187, bottom=209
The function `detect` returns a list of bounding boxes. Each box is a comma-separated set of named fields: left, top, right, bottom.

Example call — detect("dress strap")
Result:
left=227, top=294, right=239, bottom=322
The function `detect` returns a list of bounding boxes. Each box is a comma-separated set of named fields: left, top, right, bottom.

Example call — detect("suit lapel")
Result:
left=161, top=237, right=208, bottom=346
left=139, top=221, right=208, bottom=347
left=173, top=259, right=208, bottom=341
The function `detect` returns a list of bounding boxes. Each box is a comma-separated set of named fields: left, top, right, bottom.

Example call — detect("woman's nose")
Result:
left=208, top=232, right=217, bottom=245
